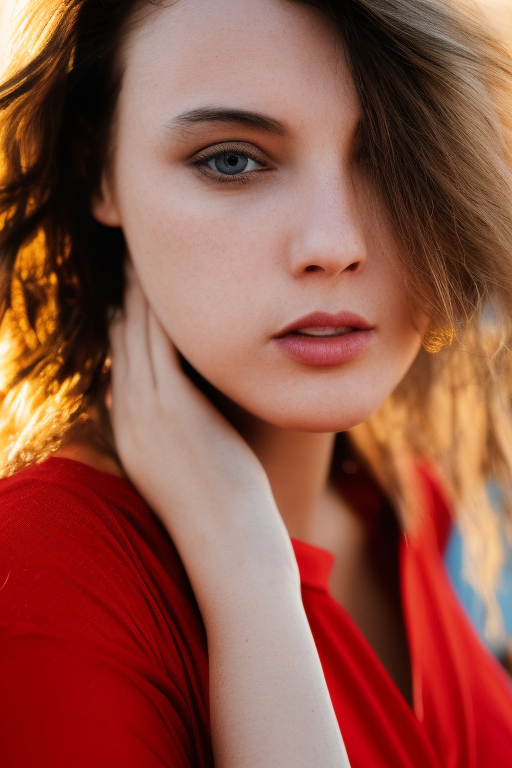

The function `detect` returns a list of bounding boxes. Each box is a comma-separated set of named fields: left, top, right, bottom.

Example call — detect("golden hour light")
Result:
left=0, top=0, right=25, bottom=73
left=0, top=1, right=90, bottom=478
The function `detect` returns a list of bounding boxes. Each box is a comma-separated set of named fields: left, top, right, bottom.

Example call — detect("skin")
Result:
left=57, top=0, right=431, bottom=758
left=91, top=0, right=428, bottom=688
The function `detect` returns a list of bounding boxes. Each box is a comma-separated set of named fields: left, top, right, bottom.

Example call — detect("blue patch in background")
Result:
left=444, top=505, right=512, bottom=662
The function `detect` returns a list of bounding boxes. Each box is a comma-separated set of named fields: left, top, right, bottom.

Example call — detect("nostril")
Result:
left=305, top=265, right=322, bottom=272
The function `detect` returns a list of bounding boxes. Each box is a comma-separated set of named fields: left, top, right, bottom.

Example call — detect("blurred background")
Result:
left=0, top=0, right=511, bottom=672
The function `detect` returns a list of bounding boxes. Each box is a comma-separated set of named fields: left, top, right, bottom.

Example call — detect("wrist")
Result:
left=155, top=491, right=301, bottom=611
left=192, top=555, right=302, bottom=630
left=202, top=581, right=306, bottom=646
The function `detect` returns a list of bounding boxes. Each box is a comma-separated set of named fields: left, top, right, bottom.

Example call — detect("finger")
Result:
left=121, top=257, right=157, bottom=389
left=108, top=305, right=128, bottom=386
left=147, top=303, right=184, bottom=389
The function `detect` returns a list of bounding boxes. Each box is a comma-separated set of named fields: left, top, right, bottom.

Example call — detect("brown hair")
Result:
left=1, top=0, right=512, bottom=635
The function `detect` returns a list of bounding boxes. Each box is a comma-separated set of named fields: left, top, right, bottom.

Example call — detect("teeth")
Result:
left=297, top=326, right=352, bottom=337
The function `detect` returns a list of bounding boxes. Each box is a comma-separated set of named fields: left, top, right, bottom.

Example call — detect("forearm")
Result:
left=154, top=493, right=350, bottom=767
left=126, top=481, right=350, bottom=766
left=204, top=582, right=350, bottom=768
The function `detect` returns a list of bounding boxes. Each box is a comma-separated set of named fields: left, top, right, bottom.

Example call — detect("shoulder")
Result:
left=0, top=456, right=204, bottom=652
left=0, top=457, right=212, bottom=767
left=1, top=455, right=161, bottom=576
left=1, top=453, right=166, bottom=553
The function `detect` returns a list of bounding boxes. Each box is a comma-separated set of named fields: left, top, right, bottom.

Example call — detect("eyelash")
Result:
left=192, top=143, right=271, bottom=184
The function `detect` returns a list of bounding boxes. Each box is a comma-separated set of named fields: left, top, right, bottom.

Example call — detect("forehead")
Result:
left=119, top=0, right=360, bottom=135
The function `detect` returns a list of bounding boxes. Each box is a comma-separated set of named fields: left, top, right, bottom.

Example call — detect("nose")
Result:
left=288, top=167, right=367, bottom=278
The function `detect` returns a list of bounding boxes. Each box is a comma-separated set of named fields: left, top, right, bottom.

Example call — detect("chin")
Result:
left=251, top=399, right=381, bottom=434
left=181, top=355, right=390, bottom=434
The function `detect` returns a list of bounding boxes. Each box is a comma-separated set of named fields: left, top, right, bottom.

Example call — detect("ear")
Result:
left=90, top=172, right=122, bottom=227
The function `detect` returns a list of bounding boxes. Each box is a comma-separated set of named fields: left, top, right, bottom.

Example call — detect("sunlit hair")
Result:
left=1, top=0, right=512, bottom=636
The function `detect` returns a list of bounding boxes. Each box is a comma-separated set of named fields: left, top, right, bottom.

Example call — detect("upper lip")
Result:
left=275, top=311, right=375, bottom=337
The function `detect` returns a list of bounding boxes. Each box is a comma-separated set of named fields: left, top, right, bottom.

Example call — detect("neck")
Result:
left=247, top=422, right=336, bottom=541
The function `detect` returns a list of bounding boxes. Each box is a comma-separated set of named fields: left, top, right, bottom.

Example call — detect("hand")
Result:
left=108, top=260, right=349, bottom=768
left=107, top=259, right=299, bottom=616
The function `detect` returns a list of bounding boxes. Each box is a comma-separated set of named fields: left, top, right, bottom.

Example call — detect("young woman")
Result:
left=1, top=0, right=512, bottom=766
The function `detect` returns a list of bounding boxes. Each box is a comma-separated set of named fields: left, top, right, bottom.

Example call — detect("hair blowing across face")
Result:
left=1, top=0, right=512, bottom=634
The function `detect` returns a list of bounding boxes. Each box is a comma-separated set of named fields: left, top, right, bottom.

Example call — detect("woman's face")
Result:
left=93, top=0, right=429, bottom=432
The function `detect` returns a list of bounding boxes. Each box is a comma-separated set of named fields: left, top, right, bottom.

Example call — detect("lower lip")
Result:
left=275, top=330, right=373, bottom=367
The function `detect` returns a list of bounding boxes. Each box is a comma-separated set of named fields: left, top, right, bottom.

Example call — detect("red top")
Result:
left=1, top=456, right=511, bottom=768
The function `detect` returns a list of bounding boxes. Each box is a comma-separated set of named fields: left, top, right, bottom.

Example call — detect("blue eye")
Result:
left=207, top=151, right=259, bottom=175
left=193, top=144, right=269, bottom=182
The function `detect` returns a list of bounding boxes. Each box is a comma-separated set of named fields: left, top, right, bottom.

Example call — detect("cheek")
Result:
left=364, top=224, right=429, bottom=356
left=116, top=170, right=282, bottom=367
left=373, top=273, right=427, bottom=381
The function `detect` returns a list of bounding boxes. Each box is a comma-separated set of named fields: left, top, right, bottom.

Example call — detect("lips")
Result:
left=276, top=311, right=374, bottom=337
left=274, top=311, right=374, bottom=367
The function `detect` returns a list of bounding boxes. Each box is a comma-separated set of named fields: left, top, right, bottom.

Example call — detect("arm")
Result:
left=108, top=259, right=350, bottom=768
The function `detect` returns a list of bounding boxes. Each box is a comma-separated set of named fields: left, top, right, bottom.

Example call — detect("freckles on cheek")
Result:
left=135, top=190, right=271, bottom=298
left=124, top=197, right=272, bottom=353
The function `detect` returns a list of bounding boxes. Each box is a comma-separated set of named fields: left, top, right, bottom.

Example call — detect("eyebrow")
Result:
left=168, top=107, right=289, bottom=138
